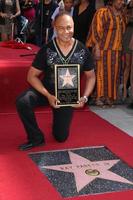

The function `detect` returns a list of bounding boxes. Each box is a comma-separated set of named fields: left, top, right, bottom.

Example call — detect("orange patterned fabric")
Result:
left=86, top=6, right=126, bottom=100
left=86, top=6, right=126, bottom=50
left=95, top=50, right=121, bottom=99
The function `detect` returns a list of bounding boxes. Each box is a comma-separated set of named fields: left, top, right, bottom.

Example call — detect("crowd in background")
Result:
left=0, top=0, right=133, bottom=108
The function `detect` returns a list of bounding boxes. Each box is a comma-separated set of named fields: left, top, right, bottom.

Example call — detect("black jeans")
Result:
left=16, top=88, right=74, bottom=143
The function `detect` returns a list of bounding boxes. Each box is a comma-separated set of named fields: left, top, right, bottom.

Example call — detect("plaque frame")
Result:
left=55, top=64, right=80, bottom=106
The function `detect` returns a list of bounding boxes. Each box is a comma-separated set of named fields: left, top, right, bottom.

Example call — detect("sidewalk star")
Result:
left=42, top=151, right=133, bottom=192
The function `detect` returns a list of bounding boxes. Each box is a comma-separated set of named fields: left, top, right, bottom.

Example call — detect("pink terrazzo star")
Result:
left=42, top=151, right=133, bottom=192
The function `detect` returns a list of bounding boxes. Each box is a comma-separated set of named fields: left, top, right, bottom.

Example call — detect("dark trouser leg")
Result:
left=123, top=54, right=131, bottom=98
left=52, top=107, right=74, bottom=142
left=130, top=54, right=133, bottom=99
left=16, top=88, right=48, bottom=143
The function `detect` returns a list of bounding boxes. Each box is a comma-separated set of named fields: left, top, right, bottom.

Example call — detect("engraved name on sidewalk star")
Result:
left=42, top=151, right=133, bottom=192
left=59, top=69, right=76, bottom=87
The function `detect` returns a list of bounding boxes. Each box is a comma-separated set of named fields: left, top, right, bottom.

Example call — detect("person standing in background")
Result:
left=86, top=0, right=126, bottom=107
left=34, top=0, right=58, bottom=47
left=128, top=32, right=133, bottom=108
left=51, top=0, right=74, bottom=38
left=20, top=0, right=39, bottom=22
left=52, top=0, right=74, bottom=21
left=73, top=0, right=96, bottom=44
left=95, top=0, right=104, bottom=10
left=0, top=0, right=21, bottom=41
left=17, top=0, right=39, bottom=43
left=122, top=0, right=133, bottom=107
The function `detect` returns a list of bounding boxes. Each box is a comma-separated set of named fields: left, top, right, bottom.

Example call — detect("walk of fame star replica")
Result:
left=55, top=64, right=80, bottom=106
left=29, top=146, right=133, bottom=198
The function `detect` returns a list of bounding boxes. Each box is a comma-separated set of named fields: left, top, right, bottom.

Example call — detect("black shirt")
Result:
left=32, top=38, right=94, bottom=92
left=73, top=4, right=95, bottom=44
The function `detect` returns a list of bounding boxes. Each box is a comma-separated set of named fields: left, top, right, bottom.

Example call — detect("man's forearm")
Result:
left=27, top=76, right=51, bottom=98
left=83, top=72, right=96, bottom=98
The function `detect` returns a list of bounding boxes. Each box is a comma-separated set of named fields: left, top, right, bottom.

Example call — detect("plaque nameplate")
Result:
left=55, top=64, right=80, bottom=106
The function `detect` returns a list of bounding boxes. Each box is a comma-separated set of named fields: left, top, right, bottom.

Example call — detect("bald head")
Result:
left=53, top=12, right=74, bottom=42
left=54, top=11, right=74, bottom=24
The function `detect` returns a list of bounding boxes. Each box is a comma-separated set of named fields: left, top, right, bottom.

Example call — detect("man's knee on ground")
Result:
left=53, top=131, right=69, bottom=142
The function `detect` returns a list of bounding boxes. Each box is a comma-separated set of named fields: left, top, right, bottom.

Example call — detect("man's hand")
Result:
left=47, top=94, right=60, bottom=108
left=72, top=96, right=87, bottom=108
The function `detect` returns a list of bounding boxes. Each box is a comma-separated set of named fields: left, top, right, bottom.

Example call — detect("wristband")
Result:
left=82, top=96, right=88, bottom=103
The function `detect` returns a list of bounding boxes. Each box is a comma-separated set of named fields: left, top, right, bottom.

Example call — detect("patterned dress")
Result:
left=0, top=0, right=14, bottom=34
left=86, top=6, right=126, bottom=102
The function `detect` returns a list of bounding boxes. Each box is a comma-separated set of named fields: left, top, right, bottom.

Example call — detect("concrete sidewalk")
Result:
left=90, top=105, right=133, bottom=137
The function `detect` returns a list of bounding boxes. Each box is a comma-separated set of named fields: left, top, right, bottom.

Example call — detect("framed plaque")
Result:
left=55, top=64, right=80, bottom=106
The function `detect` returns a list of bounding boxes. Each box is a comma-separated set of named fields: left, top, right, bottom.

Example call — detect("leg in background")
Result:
left=123, top=53, right=131, bottom=99
left=1, top=33, right=8, bottom=41
left=130, top=54, right=133, bottom=99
